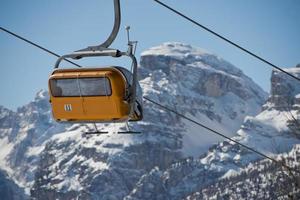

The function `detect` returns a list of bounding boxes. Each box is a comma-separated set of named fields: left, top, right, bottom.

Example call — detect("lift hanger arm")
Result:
left=77, top=0, right=121, bottom=52
left=101, top=0, right=121, bottom=48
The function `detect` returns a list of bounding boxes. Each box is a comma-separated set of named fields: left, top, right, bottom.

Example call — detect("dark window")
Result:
left=50, top=77, right=111, bottom=97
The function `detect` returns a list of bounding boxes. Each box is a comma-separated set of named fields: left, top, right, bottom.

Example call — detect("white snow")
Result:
left=282, top=67, right=300, bottom=74
left=182, top=112, right=231, bottom=157
left=55, top=174, right=83, bottom=191
left=81, top=158, right=109, bottom=172
left=0, top=137, right=14, bottom=173
left=141, top=42, right=209, bottom=58
left=221, top=169, right=239, bottom=179
left=181, top=92, right=263, bottom=157
left=235, top=109, right=300, bottom=155
left=26, top=145, right=44, bottom=157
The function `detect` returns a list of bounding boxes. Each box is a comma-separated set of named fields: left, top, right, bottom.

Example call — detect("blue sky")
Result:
left=1, top=0, right=300, bottom=110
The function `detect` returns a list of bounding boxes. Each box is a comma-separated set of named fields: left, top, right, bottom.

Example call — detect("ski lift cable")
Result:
left=152, top=0, right=300, bottom=83
left=1, top=27, right=299, bottom=174
left=0, top=27, right=81, bottom=68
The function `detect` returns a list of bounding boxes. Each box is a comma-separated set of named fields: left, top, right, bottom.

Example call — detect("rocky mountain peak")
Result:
left=140, top=42, right=266, bottom=102
left=138, top=42, right=267, bottom=157
left=265, top=67, right=300, bottom=110
left=141, top=42, right=209, bottom=58
left=140, top=42, right=243, bottom=77
left=34, top=89, right=48, bottom=102
left=0, top=106, right=14, bottom=120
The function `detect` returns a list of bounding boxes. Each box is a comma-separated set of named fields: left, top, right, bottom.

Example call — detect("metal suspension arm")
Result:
left=77, top=0, right=121, bottom=52
left=100, top=0, right=121, bottom=48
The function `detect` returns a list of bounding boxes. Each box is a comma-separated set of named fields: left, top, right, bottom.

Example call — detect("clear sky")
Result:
left=1, top=0, right=300, bottom=111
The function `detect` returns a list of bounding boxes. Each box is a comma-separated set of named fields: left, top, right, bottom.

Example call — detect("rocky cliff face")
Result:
left=266, top=68, right=300, bottom=110
left=125, top=66, right=300, bottom=200
left=0, top=42, right=272, bottom=199
left=139, top=42, right=267, bottom=155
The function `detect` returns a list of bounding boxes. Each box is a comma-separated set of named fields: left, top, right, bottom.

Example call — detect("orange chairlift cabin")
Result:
left=49, top=66, right=143, bottom=122
left=48, top=0, right=143, bottom=125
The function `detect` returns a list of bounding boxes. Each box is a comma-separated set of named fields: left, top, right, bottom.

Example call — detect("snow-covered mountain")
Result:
left=139, top=42, right=267, bottom=156
left=0, top=91, right=67, bottom=195
left=1, top=42, right=296, bottom=199
left=125, top=67, right=300, bottom=200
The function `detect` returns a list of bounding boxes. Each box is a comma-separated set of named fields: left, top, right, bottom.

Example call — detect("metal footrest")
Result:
left=85, top=131, right=109, bottom=135
left=117, top=131, right=141, bottom=134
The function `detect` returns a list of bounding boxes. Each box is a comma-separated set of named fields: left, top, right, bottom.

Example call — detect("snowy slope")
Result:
left=185, top=145, right=300, bottom=200
left=0, top=42, right=268, bottom=199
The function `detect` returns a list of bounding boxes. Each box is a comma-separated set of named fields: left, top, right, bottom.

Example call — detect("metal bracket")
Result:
left=85, top=123, right=109, bottom=135
left=118, top=122, right=141, bottom=134
left=125, top=26, right=138, bottom=56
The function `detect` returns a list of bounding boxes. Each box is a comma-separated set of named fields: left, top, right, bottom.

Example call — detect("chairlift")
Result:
left=48, top=0, right=142, bottom=133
